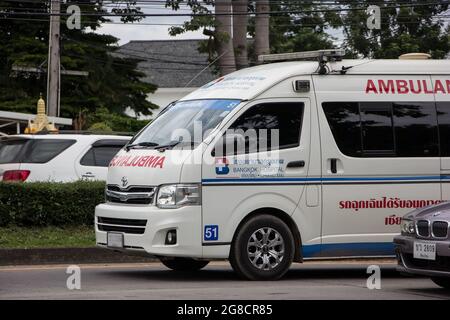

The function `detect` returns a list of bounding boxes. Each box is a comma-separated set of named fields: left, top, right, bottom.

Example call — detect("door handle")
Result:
left=287, top=160, right=305, bottom=168
left=82, top=172, right=95, bottom=179
left=330, top=158, right=337, bottom=174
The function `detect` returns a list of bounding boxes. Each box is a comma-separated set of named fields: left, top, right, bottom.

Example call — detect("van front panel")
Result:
left=201, top=97, right=316, bottom=250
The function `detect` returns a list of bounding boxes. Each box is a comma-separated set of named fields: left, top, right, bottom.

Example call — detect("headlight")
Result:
left=401, top=219, right=415, bottom=235
left=156, top=184, right=201, bottom=208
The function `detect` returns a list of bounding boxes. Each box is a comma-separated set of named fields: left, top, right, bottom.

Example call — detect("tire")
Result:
left=431, top=277, right=450, bottom=290
left=160, top=257, right=209, bottom=271
left=229, top=214, right=295, bottom=280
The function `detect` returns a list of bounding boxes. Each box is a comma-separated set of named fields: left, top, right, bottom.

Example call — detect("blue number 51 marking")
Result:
left=204, top=225, right=219, bottom=241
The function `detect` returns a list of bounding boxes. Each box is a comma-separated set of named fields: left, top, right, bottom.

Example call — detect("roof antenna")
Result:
left=184, top=50, right=228, bottom=88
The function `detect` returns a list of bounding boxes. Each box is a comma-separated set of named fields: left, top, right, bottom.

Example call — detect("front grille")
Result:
left=432, top=221, right=449, bottom=238
left=97, top=216, right=147, bottom=234
left=107, top=197, right=152, bottom=205
left=98, top=217, right=146, bottom=226
left=416, top=220, right=430, bottom=237
left=107, top=185, right=154, bottom=193
left=403, top=253, right=450, bottom=272
left=106, top=185, right=155, bottom=205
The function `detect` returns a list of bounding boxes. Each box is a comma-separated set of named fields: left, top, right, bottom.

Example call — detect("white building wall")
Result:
left=147, top=87, right=198, bottom=117
left=125, top=87, right=198, bottom=120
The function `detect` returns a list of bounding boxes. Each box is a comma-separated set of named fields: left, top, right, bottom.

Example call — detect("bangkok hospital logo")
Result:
left=215, top=158, right=230, bottom=175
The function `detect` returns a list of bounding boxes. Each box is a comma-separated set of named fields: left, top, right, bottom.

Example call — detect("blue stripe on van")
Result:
left=202, top=175, right=443, bottom=184
left=302, top=242, right=396, bottom=258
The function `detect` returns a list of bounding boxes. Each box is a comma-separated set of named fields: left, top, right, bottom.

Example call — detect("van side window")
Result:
left=360, top=102, right=395, bottom=156
left=319, top=102, right=361, bottom=157
left=437, top=102, right=450, bottom=157
left=323, top=102, right=439, bottom=157
left=224, top=102, right=304, bottom=154
left=394, top=102, right=438, bottom=157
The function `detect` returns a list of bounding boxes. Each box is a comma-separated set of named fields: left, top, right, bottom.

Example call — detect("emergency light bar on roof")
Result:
left=258, top=49, right=345, bottom=63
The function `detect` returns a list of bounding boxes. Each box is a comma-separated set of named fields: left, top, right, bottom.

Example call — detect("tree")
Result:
left=337, top=0, right=450, bottom=58
left=86, top=107, right=148, bottom=133
left=0, top=0, right=158, bottom=130
left=167, top=1, right=340, bottom=73
left=167, top=0, right=253, bottom=74
left=232, top=0, right=249, bottom=69
left=249, top=1, right=338, bottom=55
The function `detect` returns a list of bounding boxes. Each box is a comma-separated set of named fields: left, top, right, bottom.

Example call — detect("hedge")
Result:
left=0, top=181, right=105, bottom=227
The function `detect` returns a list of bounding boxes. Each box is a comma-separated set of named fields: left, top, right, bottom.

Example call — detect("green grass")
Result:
left=0, top=226, right=96, bottom=249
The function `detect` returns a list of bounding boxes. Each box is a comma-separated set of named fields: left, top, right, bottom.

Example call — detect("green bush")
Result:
left=86, top=107, right=150, bottom=133
left=88, top=122, right=114, bottom=132
left=0, top=181, right=105, bottom=227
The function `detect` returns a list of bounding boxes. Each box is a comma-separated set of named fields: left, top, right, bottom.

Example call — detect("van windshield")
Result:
left=129, top=99, right=241, bottom=148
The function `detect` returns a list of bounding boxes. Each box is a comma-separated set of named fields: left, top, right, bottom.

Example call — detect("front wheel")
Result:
left=229, top=214, right=295, bottom=280
left=431, top=277, right=450, bottom=290
left=160, top=257, right=209, bottom=271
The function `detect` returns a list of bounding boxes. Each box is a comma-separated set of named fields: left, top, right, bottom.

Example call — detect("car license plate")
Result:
left=107, top=232, right=124, bottom=248
left=413, top=241, right=436, bottom=260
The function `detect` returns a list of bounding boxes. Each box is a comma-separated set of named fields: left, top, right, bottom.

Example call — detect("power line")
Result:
left=3, top=11, right=449, bottom=23
left=1, top=1, right=448, bottom=16
left=2, top=2, right=449, bottom=17
left=1, top=0, right=448, bottom=8
left=0, top=15, right=450, bottom=28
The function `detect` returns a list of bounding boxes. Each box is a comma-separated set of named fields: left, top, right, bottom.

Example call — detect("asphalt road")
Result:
left=0, top=260, right=449, bottom=300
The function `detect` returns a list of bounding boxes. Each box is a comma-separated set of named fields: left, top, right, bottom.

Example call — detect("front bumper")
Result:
left=394, top=235, right=450, bottom=278
left=95, top=203, right=203, bottom=258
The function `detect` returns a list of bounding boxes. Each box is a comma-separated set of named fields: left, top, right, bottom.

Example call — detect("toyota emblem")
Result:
left=121, top=176, right=128, bottom=188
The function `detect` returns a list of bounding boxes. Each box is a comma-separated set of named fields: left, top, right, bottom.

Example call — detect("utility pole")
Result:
left=47, top=0, right=61, bottom=117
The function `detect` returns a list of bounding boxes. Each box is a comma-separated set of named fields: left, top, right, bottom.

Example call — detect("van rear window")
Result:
left=322, top=101, right=439, bottom=157
left=436, top=102, right=450, bottom=157
left=0, top=139, right=76, bottom=164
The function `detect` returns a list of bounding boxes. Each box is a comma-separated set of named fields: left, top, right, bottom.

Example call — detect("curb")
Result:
left=0, top=248, right=397, bottom=266
left=0, top=247, right=158, bottom=266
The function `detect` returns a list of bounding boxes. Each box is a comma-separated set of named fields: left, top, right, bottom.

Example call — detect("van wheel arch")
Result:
left=231, top=208, right=303, bottom=263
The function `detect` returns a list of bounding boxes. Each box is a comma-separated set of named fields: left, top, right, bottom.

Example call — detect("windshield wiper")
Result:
left=125, top=142, right=159, bottom=151
left=154, top=140, right=181, bottom=151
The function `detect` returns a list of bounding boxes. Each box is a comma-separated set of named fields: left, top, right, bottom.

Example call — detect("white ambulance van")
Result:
left=95, top=50, right=450, bottom=280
